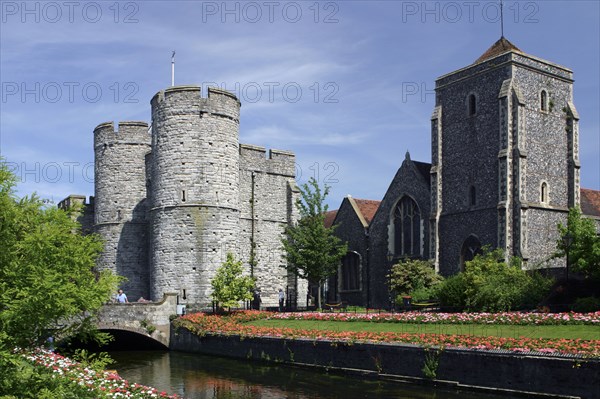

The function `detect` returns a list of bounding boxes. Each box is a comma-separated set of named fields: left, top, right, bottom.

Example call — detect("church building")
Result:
left=327, top=38, right=600, bottom=309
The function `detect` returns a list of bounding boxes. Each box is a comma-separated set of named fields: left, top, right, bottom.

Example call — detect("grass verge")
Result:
left=248, top=319, right=599, bottom=340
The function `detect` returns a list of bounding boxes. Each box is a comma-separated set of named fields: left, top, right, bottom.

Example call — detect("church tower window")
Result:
left=467, top=93, right=477, bottom=116
left=469, top=186, right=476, bottom=206
left=393, top=196, right=421, bottom=256
left=540, top=90, right=548, bottom=112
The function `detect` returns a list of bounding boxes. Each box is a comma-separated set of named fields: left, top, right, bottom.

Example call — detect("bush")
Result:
left=571, top=296, right=600, bottom=313
left=436, top=274, right=468, bottom=311
left=387, top=259, right=443, bottom=298
left=437, top=247, right=552, bottom=312
left=405, top=287, right=437, bottom=303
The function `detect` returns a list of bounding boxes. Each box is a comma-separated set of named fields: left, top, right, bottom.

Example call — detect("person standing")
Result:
left=116, top=289, right=128, bottom=303
left=278, top=288, right=285, bottom=312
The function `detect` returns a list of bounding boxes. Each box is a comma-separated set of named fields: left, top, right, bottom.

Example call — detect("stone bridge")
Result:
left=96, top=293, right=179, bottom=348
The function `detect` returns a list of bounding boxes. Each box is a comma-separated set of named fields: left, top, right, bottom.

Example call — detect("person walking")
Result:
left=116, top=289, right=128, bottom=303
left=278, top=288, right=285, bottom=312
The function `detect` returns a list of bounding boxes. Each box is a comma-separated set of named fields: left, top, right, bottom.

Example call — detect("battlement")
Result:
left=240, top=143, right=296, bottom=177
left=151, top=85, right=240, bottom=121
left=58, top=194, right=90, bottom=210
left=239, top=143, right=267, bottom=160
left=94, top=121, right=150, bottom=146
left=269, top=149, right=294, bottom=161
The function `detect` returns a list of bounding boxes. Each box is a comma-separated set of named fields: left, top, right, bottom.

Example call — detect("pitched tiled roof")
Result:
left=324, top=209, right=338, bottom=228
left=351, top=198, right=381, bottom=226
left=475, top=36, right=523, bottom=64
left=581, top=188, right=600, bottom=217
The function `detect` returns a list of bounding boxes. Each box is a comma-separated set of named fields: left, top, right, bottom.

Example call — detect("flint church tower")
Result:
left=430, top=37, right=580, bottom=274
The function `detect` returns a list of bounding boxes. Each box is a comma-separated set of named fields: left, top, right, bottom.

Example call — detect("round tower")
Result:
left=94, top=121, right=151, bottom=300
left=149, top=86, right=241, bottom=306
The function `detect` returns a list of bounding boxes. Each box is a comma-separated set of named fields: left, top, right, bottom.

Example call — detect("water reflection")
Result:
left=109, top=351, right=510, bottom=399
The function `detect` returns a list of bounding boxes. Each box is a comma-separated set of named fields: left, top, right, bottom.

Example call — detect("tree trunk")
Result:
left=317, top=280, right=322, bottom=310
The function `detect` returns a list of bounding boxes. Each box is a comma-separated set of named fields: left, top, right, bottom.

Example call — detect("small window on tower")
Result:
left=541, top=182, right=548, bottom=204
left=469, top=186, right=476, bottom=206
left=468, top=94, right=477, bottom=116
left=182, top=190, right=186, bottom=202
left=541, top=90, right=548, bottom=112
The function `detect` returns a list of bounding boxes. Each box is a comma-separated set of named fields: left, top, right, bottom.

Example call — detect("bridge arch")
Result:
left=95, top=292, right=178, bottom=349
left=97, top=324, right=169, bottom=350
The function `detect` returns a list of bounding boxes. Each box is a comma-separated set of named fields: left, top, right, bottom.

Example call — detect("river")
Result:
left=108, top=350, right=513, bottom=399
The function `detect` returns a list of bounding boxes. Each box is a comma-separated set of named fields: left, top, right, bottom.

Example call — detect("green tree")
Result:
left=387, top=259, right=442, bottom=303
left=281, top=178, right=347, bottom=309
left=556, top=207, right=600, bottom=280
left=0, top=159, right=120, bottom=395
left=211, top=253, right=255, bottom=311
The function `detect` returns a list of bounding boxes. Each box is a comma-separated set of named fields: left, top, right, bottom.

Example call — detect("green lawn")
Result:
left=248, top=319, right=600, bottom=340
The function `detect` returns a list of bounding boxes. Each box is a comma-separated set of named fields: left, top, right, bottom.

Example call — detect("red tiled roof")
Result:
left=324, top=209, right=338, bottom=228
left=352, top=198, right=381, bottom=226
left=475, top=37, right=523, bottom=64
left=581, top=188, right=600, bottom=217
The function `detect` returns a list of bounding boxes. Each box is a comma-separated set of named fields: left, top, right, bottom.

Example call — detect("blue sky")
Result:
left=1, top=0, right=599, bottom=209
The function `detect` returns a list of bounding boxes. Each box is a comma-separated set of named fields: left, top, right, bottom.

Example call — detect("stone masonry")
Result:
left=61, top=86, right=305, bottom=309
left=325, top=38, right=600, bottom=309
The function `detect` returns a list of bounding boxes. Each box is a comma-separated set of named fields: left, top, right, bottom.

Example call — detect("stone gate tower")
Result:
left=94, top=121, right=151, bottom=300
left=430, top=37, right=580, bottom=274
left=82, top=84, right=303, bottom=308
left=148, top=86, right=241, bottom=306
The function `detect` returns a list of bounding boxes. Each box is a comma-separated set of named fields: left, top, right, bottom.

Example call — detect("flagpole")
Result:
left=500, top=0, right=504, bottom=38
left=171, top=51, right=176, bottom=86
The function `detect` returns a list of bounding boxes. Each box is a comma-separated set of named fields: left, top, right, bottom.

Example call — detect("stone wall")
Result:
left=239, top=145, right=299, bottom=307
left=57, top=194, right=95, bottom=234
left=148, top=86, right=241, bottom=306
left=171, top=328, right=600, bottom=399
left=325, top=197, right=368, bottom=306
left=80, top=85, right=301, bottom=309
left=368, top=157, right=431, bottom=307
left=94, top=121, right=151, bottom=300
left=434, top=54, right=512, bottom=274
left=97, top=293, right=178, bottom=347
left=433, top=50, right=578, bottom=274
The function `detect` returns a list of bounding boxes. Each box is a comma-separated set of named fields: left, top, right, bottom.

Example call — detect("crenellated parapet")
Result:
left=94, top=121, right=150, bottom=148
left=239, top=144, right=296, bottom=177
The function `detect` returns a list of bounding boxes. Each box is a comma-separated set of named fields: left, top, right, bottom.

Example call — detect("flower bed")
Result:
left=23, top=349, right=182, bottom=399
left=268, top=310, right=600, bottom=325
left=176, top=311, right=600, bottom=357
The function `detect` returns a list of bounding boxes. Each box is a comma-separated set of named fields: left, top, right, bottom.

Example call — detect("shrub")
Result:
left=404, top=287, right=437, bottom=303
left=437, top=247, right=552, bottom=312
left=572, top=296, right=600, bottom=313
left=437, top=274, right=468, bottom=311
left=387, top=259, right=443, bottom=298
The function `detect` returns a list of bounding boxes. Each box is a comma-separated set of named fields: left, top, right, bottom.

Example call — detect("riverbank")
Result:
left=170, top=313, right=600, bottom=399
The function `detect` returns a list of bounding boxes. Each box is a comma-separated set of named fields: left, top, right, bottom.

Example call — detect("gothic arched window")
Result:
left=393, top=197, right=421, bottom=257
left=340, top=252, right=360, bottom=291
left=460, top=235, right=482, bottom=271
